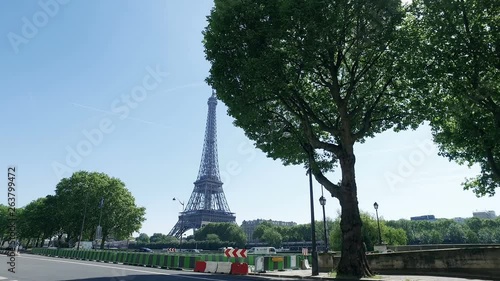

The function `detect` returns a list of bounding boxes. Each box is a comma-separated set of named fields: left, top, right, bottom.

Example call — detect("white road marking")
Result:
left=20, top=255, right=225, bottom=281
left=0, top=277, right=8, bottom=280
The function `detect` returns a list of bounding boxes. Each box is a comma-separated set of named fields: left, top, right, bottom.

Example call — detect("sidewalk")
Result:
left=250, top=269, right=493, bottom=281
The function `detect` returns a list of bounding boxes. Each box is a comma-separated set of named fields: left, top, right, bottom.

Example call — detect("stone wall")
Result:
left=318, top=247, right=500, bottom=280
left=387, top=243, right=500, bottom=252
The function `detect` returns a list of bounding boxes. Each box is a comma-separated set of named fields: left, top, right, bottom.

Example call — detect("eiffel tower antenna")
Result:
left=168, top=90, right=236, bottom=238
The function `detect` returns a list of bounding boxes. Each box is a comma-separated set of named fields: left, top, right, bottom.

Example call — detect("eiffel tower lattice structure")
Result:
left=168, top=90, right=236, bottom=238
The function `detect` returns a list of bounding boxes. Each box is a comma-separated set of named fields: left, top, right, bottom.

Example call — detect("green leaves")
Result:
left=406, top=0, right=500, bottom=196
left=387, top=217, right=500, bottom=244
left=204, top=0, right=420, bottom=197
left=330, top=212, right=407, bottom=251
left=136, top=233, right=150, bottom=244
left=261, top=228, right=283, bottom=247
left=194, top=222, right=247, bottom=247
left=13, top=171, right=145, bottom=248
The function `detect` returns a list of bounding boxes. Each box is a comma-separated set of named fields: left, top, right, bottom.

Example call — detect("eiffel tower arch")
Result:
left=168, top=90, right=236, bottom=238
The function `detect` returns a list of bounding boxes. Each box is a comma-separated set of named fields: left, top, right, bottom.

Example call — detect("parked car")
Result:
left=180, top=249, right=200, bottom=253
left=136, top=247, right=153, bottom=252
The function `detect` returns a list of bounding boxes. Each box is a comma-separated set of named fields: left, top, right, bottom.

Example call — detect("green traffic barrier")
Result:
left=104, top=251, right=112, bottom=263
left=144, top=253, right=152, bottom=266
left=131, top=252, right=139, bottom=265
left=264, top=256, right=285, bottom=271
left=31, top=248, right=237, bottom=270
left=109, top=251, right=117, bottom=263
left=84, top=250, right=90, bottom=260
left=124, top=252, right=132, bottom=264
left=117, top=252, right=126, bottom=263
left=100, top=251, right=107, bottom=262
left=137, top=253, right=146, bottom=266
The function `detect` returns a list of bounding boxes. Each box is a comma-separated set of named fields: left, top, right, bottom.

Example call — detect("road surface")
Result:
left=1, top=254, right=492, bottom=281
left=0, top=254, right=280, bottom=281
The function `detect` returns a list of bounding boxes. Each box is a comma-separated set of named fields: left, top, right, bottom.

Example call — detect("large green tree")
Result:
left=194, top=222, right=246, bottom=246
left=407, top=0, right=499, bottom=196
left=261, top=228, right=283, bottom=248
left=136, top=233, right=150, bottom=244
left=204, top=0, right=416, bottom=277
left=330, top=212, right=407, bottom=251
left=0, top=205, right=9, bottom=244
left=16, top=197, right=59, bottom=246
left=54, top=171, right=146, bottom=249
left=252, top=221, right=274, bottom=240
left=149, top=233, right=178, bottom=244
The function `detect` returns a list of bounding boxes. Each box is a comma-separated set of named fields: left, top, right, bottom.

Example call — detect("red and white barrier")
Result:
left=194, top=261, right=206, bottom=272
left=215, top=262, right=232, bottom=274
left=230, top=262, right=249, bottom=275
left=224, top=249, right=247, bottom=258
left=199, top=260, right=249, bottom=275
left=204, top=261, right=218, bottom=273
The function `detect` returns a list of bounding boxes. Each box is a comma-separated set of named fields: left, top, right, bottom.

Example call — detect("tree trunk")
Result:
left=336, top=152, right=373, bottom=277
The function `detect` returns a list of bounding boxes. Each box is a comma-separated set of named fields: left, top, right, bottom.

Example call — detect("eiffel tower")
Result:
left=168, top=90, right=236, bottom=238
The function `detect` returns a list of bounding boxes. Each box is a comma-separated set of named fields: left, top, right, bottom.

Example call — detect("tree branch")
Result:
left=312, top=168, right=342, bottom=199
left=352, top=76, right=394, bottom=140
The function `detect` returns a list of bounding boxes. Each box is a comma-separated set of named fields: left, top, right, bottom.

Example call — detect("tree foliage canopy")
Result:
left=204, top=0, right=416, bottom=276
left=12, top=171, right=146, bottom=248
left=194, top=222, right=247, bottom=246
left=406, top=0, right=500, bottom=196
left=204, top=0, right=419, bottom=193
left=330, top=212, right=407, bottom=251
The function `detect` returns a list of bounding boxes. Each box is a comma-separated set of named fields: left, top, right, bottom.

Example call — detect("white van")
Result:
left=247, top=247, right=277, bottom=255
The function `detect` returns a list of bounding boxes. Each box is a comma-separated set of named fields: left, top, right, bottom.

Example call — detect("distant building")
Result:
left=241, top=219, right=297, bottom=242
left=453, top=217, right=466, bottom=223
left=473, top=210, right=496, bottom=219
left=410, top=215, right=436, bottom=221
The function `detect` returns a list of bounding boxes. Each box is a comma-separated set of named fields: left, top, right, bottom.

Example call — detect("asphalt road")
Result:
left=0, top=254, right=287, bottom=281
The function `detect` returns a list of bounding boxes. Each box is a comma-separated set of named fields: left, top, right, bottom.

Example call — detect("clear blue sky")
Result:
left=1, top=0, right=498, bottom=237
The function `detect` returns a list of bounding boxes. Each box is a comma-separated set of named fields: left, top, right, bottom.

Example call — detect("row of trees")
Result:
left=133, top=223, right=247, bottom=250
left=132, top=216, right=500, bottom=252
left=204, top=0, right=498, bottom=277
left=387, top=217, right=500, bottom=245
left=0, top=171, right=146, bottom=249
left=251, top=213, right=407, bottom=250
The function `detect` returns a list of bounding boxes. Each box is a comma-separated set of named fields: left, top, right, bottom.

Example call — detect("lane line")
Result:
left=20, top=255, right=228, bottom=281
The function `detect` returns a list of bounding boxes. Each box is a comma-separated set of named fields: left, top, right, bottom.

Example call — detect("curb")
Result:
left=0, top=250, right=20, bottom=256
left=249, top=272, right=384, bottom=281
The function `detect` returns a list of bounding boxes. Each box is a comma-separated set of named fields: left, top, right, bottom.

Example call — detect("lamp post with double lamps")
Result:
left=173, top=197, right=185, bottom=251
left=374, top=202, right=382, bottom=245
left=319, top=186, right=328, bottom=253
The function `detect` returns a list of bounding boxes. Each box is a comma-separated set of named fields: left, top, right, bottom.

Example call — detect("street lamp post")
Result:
left=307, top=153, right=319, bottom=276
left=374, top=202, right=382, bottom=245
left=319, top=186, right=328, bottom=253
left=283, top=131, right=318, bottom=276
left=96, top=197, right=104, bottom=249
left=173, top=197, right=185, bottom=251
left=77, top=193, right=89, bottom=251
